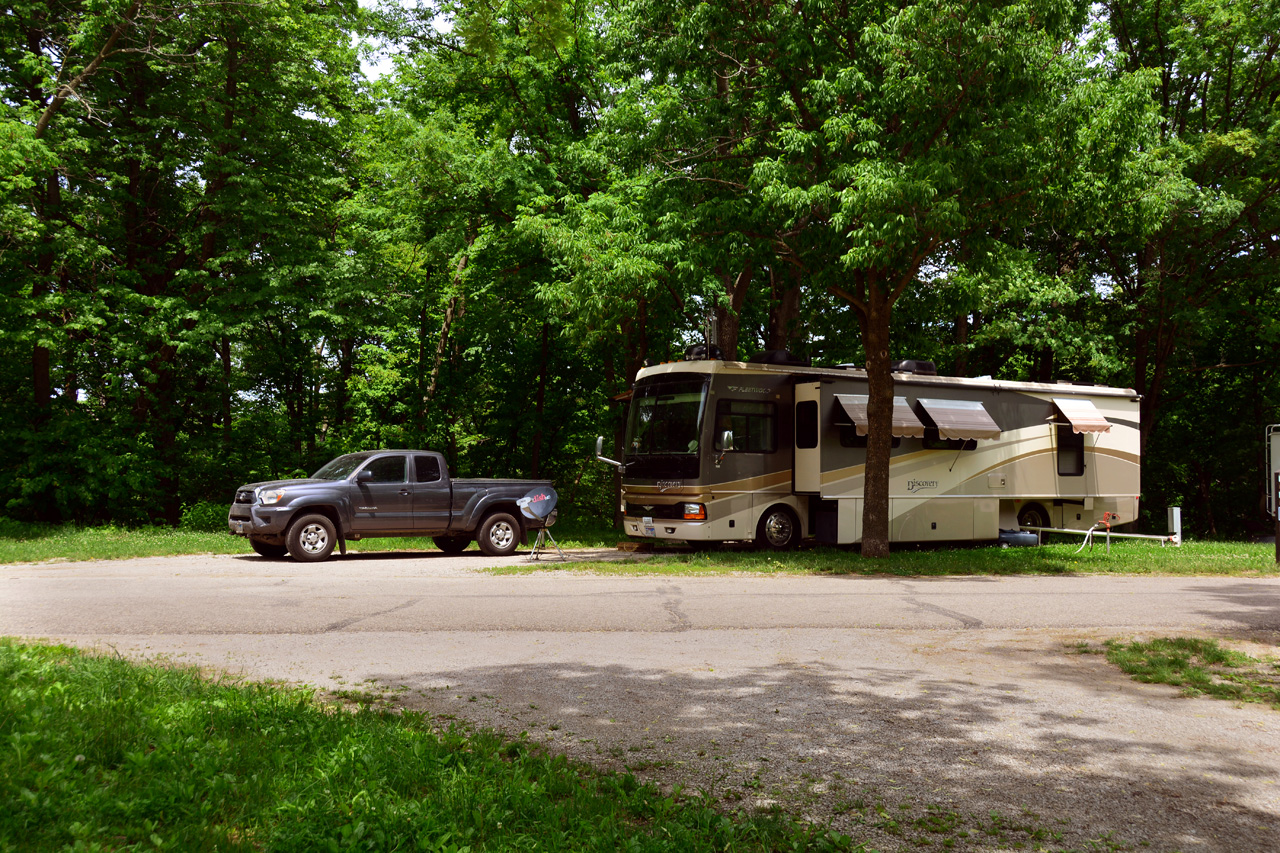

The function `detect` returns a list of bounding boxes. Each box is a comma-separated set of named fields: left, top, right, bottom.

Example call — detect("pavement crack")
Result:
left=655, top=584, right=691, bottom=632
left=895, top=583, right=984, bottom=629
left=320, top=597, right=423, bottom=633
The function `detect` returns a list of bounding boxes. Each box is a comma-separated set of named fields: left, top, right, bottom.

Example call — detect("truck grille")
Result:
left=235, top=490, right=255, bottom=505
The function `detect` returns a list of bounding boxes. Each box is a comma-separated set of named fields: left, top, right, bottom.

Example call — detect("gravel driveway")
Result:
left=3, top=550, right=1278, bottom=852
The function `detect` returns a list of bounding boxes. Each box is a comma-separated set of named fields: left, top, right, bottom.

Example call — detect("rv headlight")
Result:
left=259, top=489, right=287, bottom=506
left=682, top=503, right=707, bottom=521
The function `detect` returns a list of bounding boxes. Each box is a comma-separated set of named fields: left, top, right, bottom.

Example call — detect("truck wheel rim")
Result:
left=764, top=512, right=793, bottom=546
left=300, top=523, right=329, bottom=553
left=490, top=521, right=514, bottom=550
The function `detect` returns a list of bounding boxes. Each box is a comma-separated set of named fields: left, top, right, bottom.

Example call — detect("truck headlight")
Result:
left=682, top=503, right=706, bottom=520
left=259, top=489, right=287, bottom=506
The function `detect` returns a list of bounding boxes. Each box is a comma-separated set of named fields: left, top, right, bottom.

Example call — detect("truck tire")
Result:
left=477, top=512, right=520, bottom=557
left=756, top=505, right=799, bottom=550
left=287, top=513, right=337, bottom=562
left=432, top=534, right=470, bottom=554
left=250, top=538, right=288, bottom=559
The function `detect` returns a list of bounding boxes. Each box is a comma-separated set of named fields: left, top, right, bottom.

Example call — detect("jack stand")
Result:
left=529, top=527, right=567, bottom=562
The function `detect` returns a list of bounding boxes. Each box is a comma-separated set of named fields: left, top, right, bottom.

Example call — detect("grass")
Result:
left=0, top=640, right=859, bottom=853
left=491, top=538, right=1280, bottom=577
left=0, top=516, right=618, bottom=564
left=1090, top=637, right=1280, bottom=709
left=2, top=514, right=1277, bottom=577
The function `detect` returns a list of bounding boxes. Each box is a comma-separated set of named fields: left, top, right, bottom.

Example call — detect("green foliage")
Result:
left=179, top=501, right=228, bottom=533
left=0, top=640, right=858, bottom=851
left=1102, top=637, right=1280, bottom=709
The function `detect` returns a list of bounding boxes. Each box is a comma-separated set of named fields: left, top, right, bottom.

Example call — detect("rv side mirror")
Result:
left=595, top=435, right=623, bottom=470
left=721, top=430, right=734, bottom=451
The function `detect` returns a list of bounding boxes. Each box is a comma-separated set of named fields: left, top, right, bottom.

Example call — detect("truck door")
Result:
left=351, top=454, right=414, bottom=532
left=412, top=454, right=453, bottom=532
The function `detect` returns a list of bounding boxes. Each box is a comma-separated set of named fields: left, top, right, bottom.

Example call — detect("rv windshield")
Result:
left=624, top=376, right=709, bottom=479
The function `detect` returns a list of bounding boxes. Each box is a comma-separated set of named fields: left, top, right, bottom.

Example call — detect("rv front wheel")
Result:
left=756, top=506, right=799, bottom=550
left=1017, top=503, right=1050, bottom=530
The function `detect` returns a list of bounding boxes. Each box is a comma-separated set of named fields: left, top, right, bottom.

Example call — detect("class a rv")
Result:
left=597, top=350, right=1141, bottom=548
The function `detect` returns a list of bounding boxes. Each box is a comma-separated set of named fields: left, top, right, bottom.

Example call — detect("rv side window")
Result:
left=1058, top=425, right=1085, bottom=476
left=713, top=400, right=777, bottom=453
left=839, top=427, right=900, bottom=449
left=796, top=401, right=818, bottom=449
left=921, top=431, right=977, bottom=451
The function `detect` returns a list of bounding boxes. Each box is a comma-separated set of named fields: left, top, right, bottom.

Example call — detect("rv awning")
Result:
left=834, top=394, right=926, bottom=439
left=1053, top=397, right=1111, bottom=433
left=917, top=398, right=1001, bottom=440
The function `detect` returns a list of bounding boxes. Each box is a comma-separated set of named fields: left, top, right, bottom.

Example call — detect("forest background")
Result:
left=1, top=0, right=1277, bottom=540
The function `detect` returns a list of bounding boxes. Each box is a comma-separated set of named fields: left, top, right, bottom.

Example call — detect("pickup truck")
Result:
left=227, top=450, right=554, bottom=561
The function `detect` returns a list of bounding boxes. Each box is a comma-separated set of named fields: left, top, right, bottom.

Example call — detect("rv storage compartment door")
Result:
left=795, top=383, right=821, bottom=494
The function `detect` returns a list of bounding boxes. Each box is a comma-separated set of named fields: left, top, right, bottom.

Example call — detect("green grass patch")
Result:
left=492, top=539, right=1280, bottom=577
left=1100, top=637, right=1280, bottom=709
left=0, top=640, right=859, bottom=853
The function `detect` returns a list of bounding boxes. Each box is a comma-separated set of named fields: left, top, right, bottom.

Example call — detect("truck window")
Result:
left=713, top=400, right=777, bottom=453
left=414, top=455, right=441, bottom=483
left=363, top=455, right=407, bottom=483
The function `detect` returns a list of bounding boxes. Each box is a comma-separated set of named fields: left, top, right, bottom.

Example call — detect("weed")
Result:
left=1102, top=636, right=1280, bottom=708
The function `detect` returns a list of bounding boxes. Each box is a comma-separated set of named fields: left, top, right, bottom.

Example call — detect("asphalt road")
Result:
left=3, top=549, right=1279, bottom=852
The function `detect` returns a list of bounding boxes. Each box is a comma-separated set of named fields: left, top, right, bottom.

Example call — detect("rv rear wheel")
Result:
left=756, top=506, right=800, bottom=550
left=1017, top=503, right=1050, bottom=530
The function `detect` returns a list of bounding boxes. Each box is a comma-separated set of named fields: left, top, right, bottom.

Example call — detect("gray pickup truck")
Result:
left=227, top=450, right=554, bottom=561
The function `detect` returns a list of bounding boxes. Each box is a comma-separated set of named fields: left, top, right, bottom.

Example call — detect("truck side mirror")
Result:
left=356, top=469, right=374, bottom=483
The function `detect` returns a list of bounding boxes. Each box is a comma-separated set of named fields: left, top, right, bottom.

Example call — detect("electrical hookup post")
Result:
left=1267, top=425, right=1280, bottom=564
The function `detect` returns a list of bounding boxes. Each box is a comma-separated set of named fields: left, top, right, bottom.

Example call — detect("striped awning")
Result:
left=1053, top=397, right=1112, bottom=434
left=917, top=398, right=1001, bottom=440
left=834, top=394, right=926, bottom=439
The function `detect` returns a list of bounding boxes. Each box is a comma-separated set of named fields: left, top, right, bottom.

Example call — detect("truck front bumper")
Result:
left=228, top=506, right=290, bottom=539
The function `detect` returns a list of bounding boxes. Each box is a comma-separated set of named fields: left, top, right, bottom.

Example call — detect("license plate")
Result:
left=643, top=517, right=655, bottom=537
left=234, top=521, right=245, bottom=534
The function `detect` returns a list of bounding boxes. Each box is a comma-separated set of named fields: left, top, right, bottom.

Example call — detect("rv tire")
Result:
left=756, top=506, right=800, bottom=550
left=1017, top=503, right=1050, bottom=530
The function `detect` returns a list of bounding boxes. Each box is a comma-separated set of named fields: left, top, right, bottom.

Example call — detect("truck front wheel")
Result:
left=250, top=538, right=288, bottom=559
left=287, top=514, right=337, bottom=562
left=477, top=512, right=520, bottom=557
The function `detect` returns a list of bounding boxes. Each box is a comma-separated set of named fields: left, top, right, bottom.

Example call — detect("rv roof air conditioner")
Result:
left=749, top=349, right=810, bottom=366
left=684, top=343, right=723, bottom=361
left=891, top=359, right=937, bottom=376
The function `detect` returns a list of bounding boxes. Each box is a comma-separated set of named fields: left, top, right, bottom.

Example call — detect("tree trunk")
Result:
left=858, top=273, right=894, bottom=558
left=714, top=259, right=752, bottom=360
left=766, top=262, right=803, bottom=352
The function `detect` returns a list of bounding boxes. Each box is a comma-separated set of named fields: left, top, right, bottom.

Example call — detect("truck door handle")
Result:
left=400, top=489, right=410, bottom=496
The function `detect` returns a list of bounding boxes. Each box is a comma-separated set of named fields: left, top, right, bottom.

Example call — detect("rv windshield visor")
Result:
left=917, top=398, right=1001, bottom=440
left=1053, top=397, right=1112, bottom=433
left=834, top=395, right=926, bottom=438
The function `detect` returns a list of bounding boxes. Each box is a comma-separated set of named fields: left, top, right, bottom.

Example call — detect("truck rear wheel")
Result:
left=432, top=534, right=470, bottom=554
left=287, top=514, right=337, bottom=562
left=477, top=512, right=520, bottom=557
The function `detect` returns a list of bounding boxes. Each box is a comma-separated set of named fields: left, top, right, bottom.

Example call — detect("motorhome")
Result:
left=598, top=350, right=1141, bottom=548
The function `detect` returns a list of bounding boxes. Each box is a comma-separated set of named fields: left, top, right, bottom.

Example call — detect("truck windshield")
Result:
left=624, top=376, right=708, bottom=479
left=312, top=453, right=373, bottom=480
